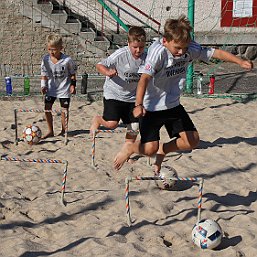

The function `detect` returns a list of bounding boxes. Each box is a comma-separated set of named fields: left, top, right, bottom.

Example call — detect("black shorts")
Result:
left=44, top=96, right=70, bottom=108
left=103, top=98, right=138, bottom=124
left=139, top=104, right=197, bottom=144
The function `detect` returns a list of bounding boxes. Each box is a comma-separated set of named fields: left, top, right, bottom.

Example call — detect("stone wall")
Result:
left=0, top=1, right=50, bottom=76
left=0, top=0, right=256, bottom=81
left=0, top=0, right=102, bottom=78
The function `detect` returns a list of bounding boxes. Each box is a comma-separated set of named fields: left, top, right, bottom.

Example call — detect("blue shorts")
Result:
left=139, top=104, right=197, bottom=144
left=103, top=98, right=138, bottom=124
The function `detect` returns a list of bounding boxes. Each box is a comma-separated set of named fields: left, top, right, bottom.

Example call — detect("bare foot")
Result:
left=126, top=157, right=135, bottom=164
left=114, top=142, right=134, bottom=170
left=153, top=143, right=166, bottom=175
left=41, top=132, right=54, bottom=139
left=90, top=116, right=100, bottom=135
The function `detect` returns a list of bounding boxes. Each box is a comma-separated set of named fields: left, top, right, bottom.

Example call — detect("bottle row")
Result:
left=196, top=74, right=216, bottom=95
left=4, top=76, right=30, bottom=96
left=3, top=73, right=215, bottom=96
left=3, top=73, right=89, bottom=96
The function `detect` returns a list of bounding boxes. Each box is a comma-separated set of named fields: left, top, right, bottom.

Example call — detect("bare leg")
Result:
left=42, top=104, right=54, bottom=139
left=153, top=142, right=166, bottom=175
left=125, top=133, right=137, bottom=164
left=90, top=115, right=118, bottom=134
left=153, top=131, right=199, bottom=173
left=114, top=142, right=136, bottom=170
left=114, top=141, right=159, bottom=170
left=90, top=116, right=102, bottom=134
left=60, top=108, right=68, bottom=136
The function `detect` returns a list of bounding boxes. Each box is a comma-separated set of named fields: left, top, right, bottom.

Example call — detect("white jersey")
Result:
left=138, top=39, right=215, bottom=111
left=41, top=53, right=77, bottom=98
left=100, top=46, right=147, bottom=102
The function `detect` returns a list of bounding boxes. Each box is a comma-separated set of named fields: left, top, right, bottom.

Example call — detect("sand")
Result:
left=0, top=95, right=257, bottom=257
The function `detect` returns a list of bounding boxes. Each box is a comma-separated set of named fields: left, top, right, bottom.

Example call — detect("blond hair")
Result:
left=127, top=26, right=146, bottom=43
left=163, top=15, right=192, bottom=43
left=46, top=33, right=63, bottom=47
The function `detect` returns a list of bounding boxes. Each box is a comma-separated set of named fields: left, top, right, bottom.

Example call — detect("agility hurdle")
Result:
left=13, top=108, right=68, bottom=145
left=91, top=128, right=142, bottom=167
left=125, top=176, right=204, bottom=226
left=1, top=156, right=68, bottom=206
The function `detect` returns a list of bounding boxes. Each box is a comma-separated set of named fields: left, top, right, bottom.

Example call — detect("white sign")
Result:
left=233, top=0, right=253, bottom=17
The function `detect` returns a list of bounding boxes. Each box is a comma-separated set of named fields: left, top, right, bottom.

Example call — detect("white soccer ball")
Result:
left=156, top=166, right=178, bottom=190
left=192, top=219, right=222, bottom=249
left=22, top=125, right=42, bottom=145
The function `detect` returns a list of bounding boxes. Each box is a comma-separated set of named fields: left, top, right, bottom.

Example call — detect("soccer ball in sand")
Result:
left=192, top=219, right=222, bottom=249
left=22, top=125, right=42, bottom=145
left=156, top=166, right=178, bottom=190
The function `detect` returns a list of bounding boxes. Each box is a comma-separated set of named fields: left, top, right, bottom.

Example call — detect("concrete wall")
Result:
left=0, top=0, right=256, bottom=80
left=62, top=0, right=257, bottom=59
left=61, top=0, right=257, bottom=44
left=0, top=0, right=110, bottom=78
left=0, top=0, right=86, bottom=77
left=0, top=0, right=256, bottom=95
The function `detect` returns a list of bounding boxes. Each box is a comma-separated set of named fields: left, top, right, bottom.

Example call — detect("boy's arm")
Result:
left=41, top=76, right=48, bottom=94
left=40, top=58, right=48, bottom=94
left=133, top=73, right=152, bottom=118
left=212, top=49, right=253, bottom=70
left=96, top=63, right=117, bottom=78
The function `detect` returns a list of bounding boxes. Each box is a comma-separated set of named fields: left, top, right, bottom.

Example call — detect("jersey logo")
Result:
left=145, top=64, right=152, bottom=71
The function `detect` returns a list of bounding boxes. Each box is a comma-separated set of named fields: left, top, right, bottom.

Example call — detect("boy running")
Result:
left=114, top=15, right=253, bottom=171
left=90, top=26, right=147, bottom=147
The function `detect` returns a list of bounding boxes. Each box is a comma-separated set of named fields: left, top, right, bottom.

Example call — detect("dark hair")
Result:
left=163, top=15, right=192, bottom=43
left=128, top=26, right=146, bottom=43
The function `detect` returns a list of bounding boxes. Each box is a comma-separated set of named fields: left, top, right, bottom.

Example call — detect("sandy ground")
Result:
left=0, top=96, right=257, bottom=257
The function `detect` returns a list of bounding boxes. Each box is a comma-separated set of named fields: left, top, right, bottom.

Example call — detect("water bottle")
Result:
left=208, top=75, right=215, bottom=95
left=81, top=72, right=88, bottom=94
left=196, top=73, right=203, bottom=95
left=24, top=75, right=30, bottom=95
left=5, top=76, right=12, bottom=96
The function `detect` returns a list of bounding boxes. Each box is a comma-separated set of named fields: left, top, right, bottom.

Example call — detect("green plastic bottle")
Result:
left=24, top=76, right=30, bottom=95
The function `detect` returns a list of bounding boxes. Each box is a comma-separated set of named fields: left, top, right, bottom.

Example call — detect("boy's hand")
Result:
left=41, top=87, right=47, bottom=94
left=133, top=105, right=146, bottom=118
left=70, top=85, right=76, bottom=95
left=240, top=60, right=253, bottom=70
left=106, top=68, right=118, bottom=78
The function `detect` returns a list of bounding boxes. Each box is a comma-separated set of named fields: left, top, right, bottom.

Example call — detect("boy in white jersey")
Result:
left=114, top=15, right=253, bottom=171
left=90, top=26, right=147, bottom=148
left=41, top=33, right=77, bottom=138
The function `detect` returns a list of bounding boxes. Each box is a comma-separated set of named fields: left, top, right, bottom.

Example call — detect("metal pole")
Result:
left=64, top=109, right=68, bottom=145
left=61, top=161, right=68, bottom=206
left=98, top=0, right=129, bottom=32
left=197, top=178, right=204, bottom=224
left=14, top=109, right=18, bottom=145
left=117, top=7, right=120, bottom=34
left=101, top=6, right=104, bottom=40
left=125, top=177, right=132, bottom=226
left=186, top=0, right=195, bottom=94
left=91, top=131, right=96, bottom=167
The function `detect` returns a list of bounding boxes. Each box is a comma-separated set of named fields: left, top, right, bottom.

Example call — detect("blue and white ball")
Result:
left=22, top=125, right=42, bottom=145
left=192, top=219, right=222, bottom=249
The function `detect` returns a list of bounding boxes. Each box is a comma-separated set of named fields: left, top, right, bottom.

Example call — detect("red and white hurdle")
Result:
left=13, top=108, right=68, bottom=145
left=1, top=155, right=68, bottom=206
